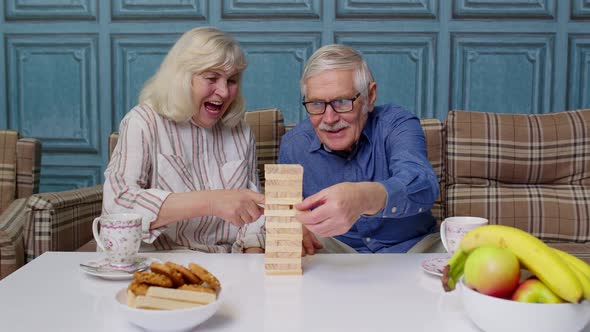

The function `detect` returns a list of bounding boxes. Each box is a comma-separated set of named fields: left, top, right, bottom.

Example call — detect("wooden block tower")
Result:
left=264, top=164, right=303, bottom=275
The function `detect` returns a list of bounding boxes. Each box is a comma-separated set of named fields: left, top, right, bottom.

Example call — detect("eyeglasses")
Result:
left=302, top=92, right=361, bottom=115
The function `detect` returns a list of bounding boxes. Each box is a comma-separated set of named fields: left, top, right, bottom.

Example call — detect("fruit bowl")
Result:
left=460, top=278, right=590, bottom=332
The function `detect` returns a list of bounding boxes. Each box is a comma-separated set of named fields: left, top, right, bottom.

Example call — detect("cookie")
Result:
left=188, top=263, right=221, bottom=291
left=150, top=262, right=185, bottom=287
left=133, top=271, right=173, bottom=288
left=165, top=261, right=202, bottom=285
left=128, top=280, right=150, bottom=296
left=179, top=284, right=217, bottom=294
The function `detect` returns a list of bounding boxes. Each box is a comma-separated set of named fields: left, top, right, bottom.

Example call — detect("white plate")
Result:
left=421, top=256, right=450, bottom=277
left=80, top=256, right=151, bottom=280
left=115, top=287, right=224, bottom=331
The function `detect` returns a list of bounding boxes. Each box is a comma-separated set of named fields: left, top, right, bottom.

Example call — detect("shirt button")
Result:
left=418, top=208, right=423, bottom=213
left=391, top=206, right=397, bottom=213
left=365, top=237, right=371, bottom=242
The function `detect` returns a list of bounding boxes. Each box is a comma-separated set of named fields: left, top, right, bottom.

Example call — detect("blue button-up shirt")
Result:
left=278, top=104, right=438, bottom=253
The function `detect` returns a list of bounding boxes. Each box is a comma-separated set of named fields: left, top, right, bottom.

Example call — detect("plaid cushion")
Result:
left=447, top=110, right=590, bottom=185
left=24, top=185, right=103, bottom=262
left=446, top=109, right=590, bottom=242
left=0, top=131, right=18, bottom=213
left=245, top=108, right=285, bottom=192
left=16, top=138, right=41, bottom=198
left=420, top=118, right=445, bottom=225
left=0, top=198, right=27, bottom=279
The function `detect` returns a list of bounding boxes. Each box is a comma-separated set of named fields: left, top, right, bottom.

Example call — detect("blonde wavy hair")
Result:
left=139, top=26, right=247, bottom=127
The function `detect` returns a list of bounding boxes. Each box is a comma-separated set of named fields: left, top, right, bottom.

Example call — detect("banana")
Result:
left=552, top=249, right=590, bottom=280
left=454, top=225, right=583, bottom=303
left=441, top=249, right=467, bottom=292
left=552, top=249, right=590, bottom=301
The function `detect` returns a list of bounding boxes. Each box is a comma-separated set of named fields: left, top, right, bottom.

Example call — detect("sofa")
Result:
left=2, top=108, right=588, bottom=280
left=427, top=109, right=590, bottom=263
left=0, top=131, right=42, bottom=279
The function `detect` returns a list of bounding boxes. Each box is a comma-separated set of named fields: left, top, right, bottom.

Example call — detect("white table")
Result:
left=0, top=252, right=587, bottom=332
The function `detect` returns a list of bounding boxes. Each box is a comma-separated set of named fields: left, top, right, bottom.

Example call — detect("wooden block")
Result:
left=265, top=209, right=297, bottom=217
left=264, top=164, right=303, bottom=276
left=266, top=216, right=297, bottom=223
left=265, top=197, right=302, bottom=205
left=265, top=233, right=302, bottom=241
left=266, top=246, right=301, bottom=257
left=265, top=222, right=301, bottom=229
left=265, top=257, right=302, bottom=265
left=265, top=269, right=303, bottom=275
left=265, top=164, right=303, bottom=175
left=265, top=251, right=301, bottom=258
left=266, top=228, right=301, bottom=235
left=265, top=179, right=303, bottom=188
left=265, top=239, right=300, bottom=247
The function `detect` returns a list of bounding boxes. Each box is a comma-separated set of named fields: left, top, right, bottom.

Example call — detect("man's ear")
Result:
left=367, top=82, right=377, bottom=111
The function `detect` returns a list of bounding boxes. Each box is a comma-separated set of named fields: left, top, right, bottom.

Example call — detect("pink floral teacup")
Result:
left=440, top=216, right=488, bottom=254
left=92, top=213, right=142, bottom=268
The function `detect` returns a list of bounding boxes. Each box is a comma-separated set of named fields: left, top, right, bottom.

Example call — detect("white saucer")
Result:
left=421, top=256, right=450, bottom=277
left=80, top=256, right=151, bottom=280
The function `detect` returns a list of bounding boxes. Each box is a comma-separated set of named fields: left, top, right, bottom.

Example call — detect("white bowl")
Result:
left=115, top=287, right=223, bottom=331
left=460, top=278, right=590, bottom=332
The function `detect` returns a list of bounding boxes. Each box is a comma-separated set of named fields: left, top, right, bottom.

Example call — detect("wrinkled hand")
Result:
left=301, top=226, right=323, bottom=256
left=209, top=189, right=264, bottom=227
left=295, top=182, right=385, bottom=237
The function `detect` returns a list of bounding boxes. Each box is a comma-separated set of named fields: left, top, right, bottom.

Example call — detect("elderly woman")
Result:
left=103, top=27, right=265, bottom=253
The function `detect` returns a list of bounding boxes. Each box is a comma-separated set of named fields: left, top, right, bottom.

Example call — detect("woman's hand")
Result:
left=209, top=189, right=265, bottom=227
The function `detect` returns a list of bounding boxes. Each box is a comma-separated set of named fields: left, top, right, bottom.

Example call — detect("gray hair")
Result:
left=139, top=26, right=247, bottom=127
left=300, top=44, right=374, bottom=102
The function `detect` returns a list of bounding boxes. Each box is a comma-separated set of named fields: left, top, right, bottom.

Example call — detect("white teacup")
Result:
left=92, top=213, right=142, bottom=267
left=440, top=216, right=488, bottom=254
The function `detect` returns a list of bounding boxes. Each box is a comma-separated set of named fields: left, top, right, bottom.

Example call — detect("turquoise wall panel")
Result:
left=453, top=0, right=555, bottom=18
left=238, top=32, right=321, bottom=124
left=568, top=35, right=590, bottom=109
left=5, top=0, right=97, bottom=20
left=111, top=0, right=207, bottom=20
left=452, top=34, right=553, bottom=114
left=112, top=35, right=176, bottom=127
left=0, top=0, right=589, bottom=192
left=40, top=165, right=101, bottom=192
left=336, top=33, right=436, bottom=118
left=6, top=35, right=99, bottom=153
left=222, top=0, right=321, bottom=18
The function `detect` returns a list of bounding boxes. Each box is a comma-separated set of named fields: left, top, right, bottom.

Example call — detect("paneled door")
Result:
left=1, top=0, right=589, bottom=192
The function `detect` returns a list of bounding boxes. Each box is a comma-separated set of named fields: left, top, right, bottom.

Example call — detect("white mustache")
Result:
left=318, top=120, right=351, bottom=132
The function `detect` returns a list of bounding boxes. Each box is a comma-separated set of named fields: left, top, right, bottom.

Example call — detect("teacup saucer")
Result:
left=80, top=256, right=151, bottom=280
left=421, top=256, right=450, bottom=277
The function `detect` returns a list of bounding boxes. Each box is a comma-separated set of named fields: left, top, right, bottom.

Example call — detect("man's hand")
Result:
left=301, top=226, right=323, bottom=256
left=295, top=182, right=386, bottom=237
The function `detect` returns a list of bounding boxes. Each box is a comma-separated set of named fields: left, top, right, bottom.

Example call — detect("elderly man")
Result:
left=279, top=44, right=440, bottom=254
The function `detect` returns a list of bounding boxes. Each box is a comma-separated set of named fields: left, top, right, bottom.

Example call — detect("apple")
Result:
left=464, top=246, right=520, bottom=298
left=511, top=278, right=564, bottom=303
